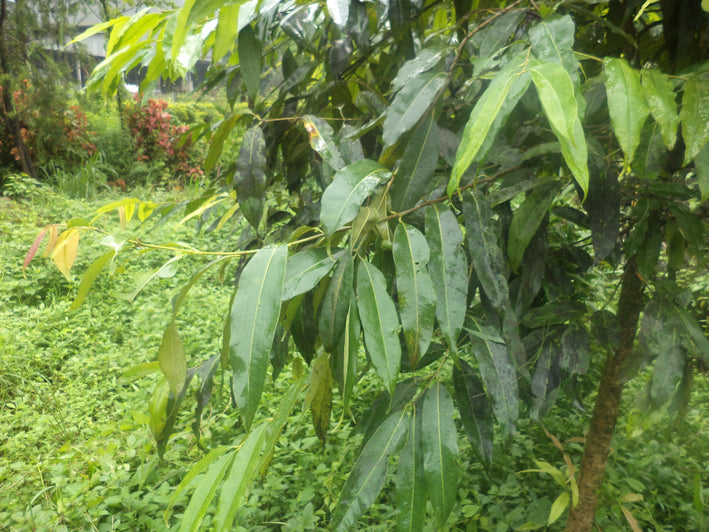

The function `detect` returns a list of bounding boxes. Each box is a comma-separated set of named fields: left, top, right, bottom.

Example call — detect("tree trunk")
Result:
left=0, top=0, right=36, bottom=178
left=565, top=257, right=645, bottom=531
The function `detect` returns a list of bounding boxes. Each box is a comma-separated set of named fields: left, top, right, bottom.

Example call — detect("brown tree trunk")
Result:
left=0, top=0, right=36, bottom=178
left=565, top=257, right=645, bottom=531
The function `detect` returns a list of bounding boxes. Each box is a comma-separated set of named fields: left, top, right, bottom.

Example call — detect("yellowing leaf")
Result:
left=51, top=229, right=80, bottom=281
left=158, top=320, right=187, bottom=395
left=548, top=492, right=570, bottom=525
left=305, top=353, right=333, bottom=444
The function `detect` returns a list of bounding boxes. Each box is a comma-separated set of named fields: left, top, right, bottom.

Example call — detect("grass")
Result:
left=1, top=184, right=707, bottom=531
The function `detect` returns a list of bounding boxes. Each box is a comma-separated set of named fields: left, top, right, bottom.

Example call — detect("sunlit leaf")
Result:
left=641, top=68, right=679, bottom=150
left=51, top=228, right=80, bottom=281
left=680, top=75, right=709, bottom=165
left=158, top=320, right=187, bottom=396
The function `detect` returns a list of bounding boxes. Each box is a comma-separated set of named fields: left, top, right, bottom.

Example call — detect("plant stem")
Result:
left=565, top=256, right=644, bottom=531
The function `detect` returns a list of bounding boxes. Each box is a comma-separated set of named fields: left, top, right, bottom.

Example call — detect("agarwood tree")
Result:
left=30, top=1, right=709, bottom=530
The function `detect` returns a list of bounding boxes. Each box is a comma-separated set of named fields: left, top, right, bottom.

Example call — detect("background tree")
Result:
left=37, top=0, right=708, bottom=530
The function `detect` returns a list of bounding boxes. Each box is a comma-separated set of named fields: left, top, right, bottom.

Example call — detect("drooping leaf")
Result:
left=529, top=15, right=580, bottom=85
left=393, top=222, right=436, bottom=368
left=548, top=491, right=570, bottom=526
left=326, top=0, right=349, bottom=27
left=320, top=159, right=390, bottom=235
left=467, top=318, right=519, bottom=431
left=560, top=325, right=590, bottom=375
left=383, top=71, right=447, bottom=147
left=693, top=138, right=709, bottom=202
left=291, top=293, right=317, bottom=364
left=389, top=112, right=439, bottom=212
left=395, top=409, right=426, bottom=532
left=213, top=4, right=240, bottom=64
left=191, top=354, right=221, bottom=444
left=604, top=57, right=649, bottom=164
left=214, top=424, right=269, bottom=531
left=507, top=183, right=556, bottom=272
left=332, top=410, right=409, bottom=531
left=422, top=382, right=459, bottom=527
left=591, top=309, right=622, bottom=351
left=234, top=125, right=267, bottom=228
left=238, top=25, right=261, bottom=101
left=23, top=227, right=47, bottom=271
left=641, top=68, right=679, bottom=150
left=281, top=248, right=342, bottom=301
left=425, top=205, right=467, bottom=353
left=356, top=259, right=401, bottom=393
left=305, top=352, right=333, bottom=444
left=449, top=52, right=530, bottom=195
left=585, top=164, right=620, bottom=262
left=51, top=228, right=80, bottom=281
left=452, top=359, right=494, bottom=464
left=333, top=299, right=360, bottom=412
left=205, top=115, right=240, bottom=173
left=392, top=47, right=445, bottom=92
left=531, top=343, right=562, bottom=420
left=530, top=61, right=578, bottom=141
left=303, top=115, right=346, bottom=171
left=319, top=253, right=355, bottom=352
left=230, top=245, right=288, bottom=429
left=158, top=320, right=187, bottom=396
left=463, top=191, right=509, bottom=308
left=680, top=75, right=709, bottom=165
left=179, top=452, right=235, bottom=532
left=70, top=250, right=116, bottom=310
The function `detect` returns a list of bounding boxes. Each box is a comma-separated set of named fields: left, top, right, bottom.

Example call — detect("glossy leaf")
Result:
left=333, top=300, right=360, bottom=412
left=422, top=382, right=459, bottom=527
left=320, top=159, right=390, bottom=235
left=467, top=318, right=519, bottom=431
left=453, top=359, right=493, bottom=464
left=529, top=15, right=580, bottom=85
left=214, top=424, right=268, bottom=531
left=234, top=125, right=267, bottom=228
left=393, top=222, right=436, bottom=368
left=281, top=248, right=342, bottom=301
left=395, top=410, right=426, bottom=532
left=305, top=352, right=333, bottom=443
left=463, top=191, right=509, bottom=308
left=326, top=0, right=349, bottom=27
left=71, top=249, right=116, bottom=310
left=449, top=52, right=529, bottom=195
left=230, top=245, right=288, bottom=429
left=507, top=183, right=556, bottom=272
left=680, top=75, right=709, bottom=165
left=531, top=61, right=578, bottom=141
left=319, top=253, right=354, bottom=352
left=332, top=410, right=409, bottom=531
left=356, top=259, right=401, bottom=393
left=303, top=115, right=346, bottom=171
left=389, top=112, right=439, bottom=212
left=238, top=25, right=261, bottom=101
left=158, top=320, right=187, bottom=396
left=641, top=68, right=679, bottom=150
left=425, top=205, right=467, bottom=353
left=382, top=71, right=447, bottom=147
left=604, top=57, right=649, bottom=164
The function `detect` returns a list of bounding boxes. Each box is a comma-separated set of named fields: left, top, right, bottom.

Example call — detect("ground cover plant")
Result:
left=6, top=0, right=709, bottom=530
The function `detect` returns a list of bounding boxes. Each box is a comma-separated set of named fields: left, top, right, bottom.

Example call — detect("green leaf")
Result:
left=179, top=452, right=235, bottom=532
left=693, top=139, right=709, bottom=202
left=234, top=125, right=267, bottom=229
left=356, top=259, right=401, bottom=393
left=158, top=320, right=187, bottom=396
left=531, top=61, right=578, bottom=141
left=393, top=223, right=436, bottom=368
left=70, top=250, right=115, bottom=310
left=680, top=75, right=709, bottom=165
left=320, top=159, right=390, bottom=235
left=319, top=253, right=355, bottom=352
left=449, top=52, right=530, bottom=195
left=238, top=25, right=261, bottom=101
left=529, top=15, right=580, bottom=85
left=332, top=410, right=409, bottom=531
left=548, top=491, right=570, bottom=525
left=641, top=68, right=679, bottom=150
left=674, top=306, right=709, bottom=364
left=333, top=300, right=360, bottom=413
left=395, top=408, right=426, bottom=532
left=392, top=48, right=446, bottom=92
left=389, top=112, right=439, bottom=212
left=382, top=71, right=447, bottom=147
left=604, top=57, right=649, bottom=164
left=213, top=4, right=240, bottom=63
left=171, top=0, right=197, bottom=66
left=303, top=115, right=346, bottom=171
left=205, top=115, right=239, bottom=173
left=453, top=359, right=494, bottom=465
left=214, top=424, right=269, bottom=531
left=327, top=0, right=349, bottom=27
left=463, top=191, right=509, bottom=308
left=282, top=248, right=342, bottom=301
left=425, top=205, right=467, bottom=353
left=230, top=245, right=288, bottom=429
left=507, top=183, right=557, bottom=272
left=422, top=382, right=459, bottom=527
left=467, top=318, right=519, bottom=431
left=560, top=325, right=590, bottom=375
left=531, top=344, right=561, bottom=420
left=305, top=353, right=333, bottom=444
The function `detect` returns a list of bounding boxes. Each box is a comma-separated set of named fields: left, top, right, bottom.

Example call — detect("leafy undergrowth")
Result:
left=1, top=189, right=707, bottom=531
